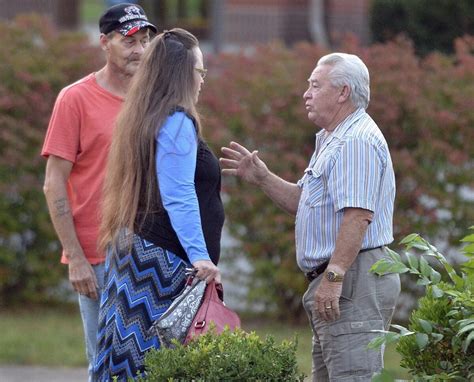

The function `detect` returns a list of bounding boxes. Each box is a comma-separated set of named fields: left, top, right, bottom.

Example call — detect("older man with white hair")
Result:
left=220, top=52, right=400, bottom=381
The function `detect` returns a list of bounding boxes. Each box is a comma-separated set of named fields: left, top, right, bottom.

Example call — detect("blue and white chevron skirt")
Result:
left=93, top=232, right=189, bottom=382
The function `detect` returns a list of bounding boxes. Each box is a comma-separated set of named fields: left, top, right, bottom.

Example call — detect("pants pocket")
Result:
left=327, top=319, right=383, bottom=379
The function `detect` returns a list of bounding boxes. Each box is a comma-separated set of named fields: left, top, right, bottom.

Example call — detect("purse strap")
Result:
left=193, top=280, right=224, bottom=329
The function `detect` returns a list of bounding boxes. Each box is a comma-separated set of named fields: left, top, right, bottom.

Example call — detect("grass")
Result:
left=0, top=307, right=410, bottom=379
left=0, top=306, right=86, bottom=366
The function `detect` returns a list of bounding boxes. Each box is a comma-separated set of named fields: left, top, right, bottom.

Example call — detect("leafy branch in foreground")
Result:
left=369, top=227, right=474, bottom=381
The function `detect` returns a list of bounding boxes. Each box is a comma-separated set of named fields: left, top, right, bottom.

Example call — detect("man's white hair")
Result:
left=317, top=53, right=370, bottom=109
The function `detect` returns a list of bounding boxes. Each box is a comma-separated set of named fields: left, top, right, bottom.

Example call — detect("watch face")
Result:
left=326, top=271, right=342, bottom=282
left=327, top=271, right=336, bottom=281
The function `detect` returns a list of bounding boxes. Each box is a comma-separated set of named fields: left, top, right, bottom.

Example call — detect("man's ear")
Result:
left=338, top=85, right=351, bottom=103
left=99, top=33, right=110, bottom=52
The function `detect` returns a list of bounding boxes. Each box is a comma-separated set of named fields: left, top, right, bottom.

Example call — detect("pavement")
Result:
left=0, top=366, right=88, bottom=382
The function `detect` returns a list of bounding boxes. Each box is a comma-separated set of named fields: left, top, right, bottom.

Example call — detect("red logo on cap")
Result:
left=126, top=26, right=140, bottom=36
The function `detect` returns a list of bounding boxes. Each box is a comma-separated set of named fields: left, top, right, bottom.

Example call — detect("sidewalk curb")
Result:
left=0, top=365, right=88, bottom=382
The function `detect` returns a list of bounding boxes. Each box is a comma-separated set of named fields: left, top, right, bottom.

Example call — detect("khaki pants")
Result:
left=302, top=248, right=401, bottom=382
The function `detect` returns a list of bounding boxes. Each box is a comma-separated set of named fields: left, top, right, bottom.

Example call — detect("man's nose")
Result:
left=134, top=43, right=146, bottom=55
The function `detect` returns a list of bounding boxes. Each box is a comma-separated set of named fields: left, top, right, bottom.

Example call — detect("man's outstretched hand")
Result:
left=220, top=141, right=269, bottom=186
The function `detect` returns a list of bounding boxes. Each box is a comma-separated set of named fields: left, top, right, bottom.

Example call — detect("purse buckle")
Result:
left=194, top=320, right=206, bottom=329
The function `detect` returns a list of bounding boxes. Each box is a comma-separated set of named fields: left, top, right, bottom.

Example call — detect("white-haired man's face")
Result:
left=303, top=64, right=346, bottom=131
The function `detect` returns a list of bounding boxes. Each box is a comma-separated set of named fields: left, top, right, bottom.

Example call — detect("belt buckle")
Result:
left=305, top=270, right=316, bottom=282
left=305, top=260, right=329, bottom=282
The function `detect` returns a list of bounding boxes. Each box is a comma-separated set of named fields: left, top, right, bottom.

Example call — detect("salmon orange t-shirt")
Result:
left=42, top=73, right=123, bottom=264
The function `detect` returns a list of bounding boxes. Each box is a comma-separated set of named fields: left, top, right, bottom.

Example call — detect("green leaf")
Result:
left=431, top=333, right=444, bottom=343
left=400, top=233, right=420, bottom=245
left=390, top=324, right=414, bottom=336
left=369, top=259, right=392, bottom=275
left=458, top=318, right=474, bottom=327
left=429, top=268, right=442, bottom=284
left=415, top=333, right=429, bottom=350
left=369, top=258, right=409, bottom=275
left=460, top=234, right=474, bottom=242
left=457, top=323, right=474, bottom=336
left=406, top=252, right=419, bottom=270
left=387, top=263, right=410, bottom=273
left=367, top=331, right=400, bottom=347
left=462, top=243, right=474, bottom=255
left=431, top=285, right=444, bottom=298
left=462, top=331, right=474, bottom=353
left=439, top=361, right=452, bottom=370
left=367, top=336, right=386, bottom=349
left=416, top=277, right=431, bottom=286
left=419, top=257, right=432, bottom=277
left=412, top=242, right=430, bottom=251
left=418, top=319, right=432, bottom=334
left=444, top=290, right=462, bottom=298
left=387, top=248, right=401, bottom=262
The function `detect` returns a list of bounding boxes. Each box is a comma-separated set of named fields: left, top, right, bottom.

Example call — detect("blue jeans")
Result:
left=78, top=262, right=105, bottom=382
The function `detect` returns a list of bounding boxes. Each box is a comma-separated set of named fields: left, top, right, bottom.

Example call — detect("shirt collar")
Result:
left=314, top=107, right=366, bottom=141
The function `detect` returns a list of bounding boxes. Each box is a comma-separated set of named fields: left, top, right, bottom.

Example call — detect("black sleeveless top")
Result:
left=137, top=112, right=224, bottom=265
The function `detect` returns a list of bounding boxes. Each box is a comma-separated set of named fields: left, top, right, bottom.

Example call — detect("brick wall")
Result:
left=326, top=0, right=371, bottom=45
left=224, top=0, right=310, bottom=45
left=222, top=0, right=371, bottom=47
left=0, top=0, right=79, bottom=29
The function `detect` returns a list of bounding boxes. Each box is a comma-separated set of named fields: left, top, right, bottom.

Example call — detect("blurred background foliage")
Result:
left=0, top=15, right=103, bottom=306
left=371, top=0, right=474, bottom=56
left=0, top=7, right=473, bottom=323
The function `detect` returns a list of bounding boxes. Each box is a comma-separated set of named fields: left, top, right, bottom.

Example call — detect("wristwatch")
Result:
left=326, top=270, right=344, bottom=282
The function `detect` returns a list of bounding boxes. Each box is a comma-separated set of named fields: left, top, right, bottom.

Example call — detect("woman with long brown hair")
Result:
left=93, top=28, right=224, bottom=381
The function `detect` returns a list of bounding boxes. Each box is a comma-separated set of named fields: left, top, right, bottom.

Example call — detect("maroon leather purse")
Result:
left=184, top=280, right=241, bottom=344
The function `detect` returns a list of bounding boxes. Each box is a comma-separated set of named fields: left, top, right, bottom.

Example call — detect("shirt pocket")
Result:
left=305, top=168, right=325, bottom=207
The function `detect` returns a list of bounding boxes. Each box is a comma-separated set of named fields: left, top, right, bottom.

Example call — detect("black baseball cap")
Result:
left=99, top=3, right=157, bottom=36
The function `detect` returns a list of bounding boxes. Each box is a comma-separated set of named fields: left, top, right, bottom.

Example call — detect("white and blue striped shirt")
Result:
left=295, top=108, right=395, bottom=272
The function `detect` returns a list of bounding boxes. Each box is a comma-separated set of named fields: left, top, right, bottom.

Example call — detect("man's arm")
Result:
left=220, top=141, right=301, bottom=215
left=257, top=171, right=302, bottom=216
left=43, top=155, right=98, bottom=299
left=314, top=207, right=373, bottom=321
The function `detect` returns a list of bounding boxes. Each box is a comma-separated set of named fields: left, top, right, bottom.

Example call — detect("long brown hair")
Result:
left=100, top=28, right=201, bottom=251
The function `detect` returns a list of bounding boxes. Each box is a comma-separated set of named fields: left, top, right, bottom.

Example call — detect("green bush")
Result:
left=0, top=15, right=102, bottom=305
left=369, top=229, right=474, bottom=380
left=137, top=327, right=305, bottom=381
left=201, top=36, right=474, bottom=320
left=371, top=0, right=474, bottom=55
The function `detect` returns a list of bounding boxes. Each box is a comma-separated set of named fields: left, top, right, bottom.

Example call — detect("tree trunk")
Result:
left=177, top=0, right=187, bottom=19
left=309, top=0, right=330, bottom=48
left=210, top=0, right=225, bottom=53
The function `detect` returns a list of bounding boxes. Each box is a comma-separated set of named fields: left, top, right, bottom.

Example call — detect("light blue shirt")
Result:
left=155, top=112, right=210, bottom=264
left=295, top=108, right=396, bottom=272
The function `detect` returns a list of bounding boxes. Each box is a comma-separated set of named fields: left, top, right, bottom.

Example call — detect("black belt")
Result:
left=305, top=246, right=383, bottom=282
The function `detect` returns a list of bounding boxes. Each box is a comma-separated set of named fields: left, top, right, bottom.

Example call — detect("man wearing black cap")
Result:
left=41, top=4, right=156, bottom=381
